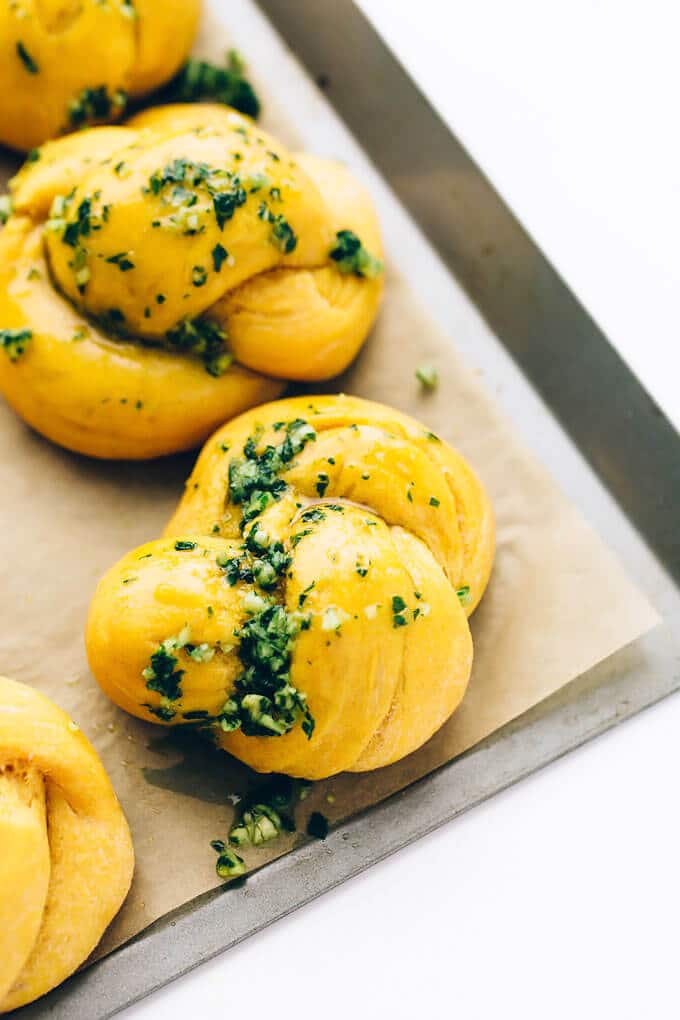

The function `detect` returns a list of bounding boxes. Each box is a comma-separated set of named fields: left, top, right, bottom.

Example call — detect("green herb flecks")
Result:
left=217, top=524, right=291, bottom=591
left=229, top=803, right=283, bottom=846
left=47, top=192, right=113, bottom=294
left=165, top=50, right=260, bottom=119
left=329, top=229, right=383, bottom=278
left=0, top=328, right=32, bottom=362
left=215, top=600, right=314, bottom=739
left=0, top=195, right=13, bottom=225
left=141, top=626, right=191, bottom=719
left=416, top=363, right=439, bottom=389
left=16, top=42, right=39, bottom=74
left=456, top=585, right=472, bottom=607
left=227, top=776, right=304, bottom=849
left=212, top=185, right=247, bottom=230
left=206, top=419, right=322, bottom=740
left=146, top=157, right=248, bottom=233
left=212, top=243, right=228, bottom=272
left=192, top=265, right=208, bottom=287
left=392, top=595, right=408, bottom=628
left=300, top=508, right=326, bottom=524
left=166, top=317, right=232, bottom=377
left=210, top=778, right=311, bottom=876
left=315, top=472, right=330, bottom=497
left=106, top=252, right=135, bottom=272
left=228, top=418, right=316, bottom=525
left=211, top=841, right=246, bottom=879
left=257, top=201, right=297, bottom=253
left=60, top=196, right=93, bottom=248
left=67, top=85, right=127, bottom=128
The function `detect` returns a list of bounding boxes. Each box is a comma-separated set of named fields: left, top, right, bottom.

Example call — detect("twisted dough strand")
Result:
left=87, top=396, right=494, bottom=780
left=0, top=0, right=201, bottom=150
left=0, top=106, right=383, bottom=458
left=0, top=676, right=134, bottom=1013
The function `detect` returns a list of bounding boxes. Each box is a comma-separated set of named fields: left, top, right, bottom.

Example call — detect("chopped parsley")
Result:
left=298, top=581, right=316, bottom=607
left=165, top=50, right=261, bottom=119
left=217, top=526, right=291, bottom=591
left=315, top=472, right=330, bottom=497
left=146, top=157, right=247, bottom=232
left=0, top=195, right=13, bottom=225
left=257, top=201, right=297, bottom=253
left=192, top=265, right=208, bottom=287
left=270, top=215, right=297, bottom=253
left=229, top=803, right=284, bottom=847
left=416, top=363, right=439, bottom=389
left=211, top=778, right=308, bottom=878
left=61, top=196, right=94, bottom=248
left=0, top=328, right=32, bottom=362
left=141, top=627, right=191, bottom=719
left=212, top=243, right=228, bottom=272
left=228, top=778, right=305, bottom=848
left=228, top=418, right=316, bottom=524
left=392, top=595, right=408, bottom=628
left=456, top=585, right=472, bottom=607
left=174, top=540, right=197, bottom=551
left=147, top=157, right=209, bottom=194
left=329, top=229, right=383, bottom=278
left=203, top=420, right=323, bottom=740
left=300, top=508, right=326, bottom=524
left=211, top=841, right=246, bottom=879
left=430, top=496, right=440, bottom=507
left=16, top=42, right=38, bottom=74
left=106, top=252, right=135, bottom=272
left=67, top=85, right=127, bottom=128
left=215, top=601, right=314, bottom=738
left=167, top=421, right=322, bottom=744
left=212, top=186, right=248, bottom=230
left=166, top=317, right=232, bottom=377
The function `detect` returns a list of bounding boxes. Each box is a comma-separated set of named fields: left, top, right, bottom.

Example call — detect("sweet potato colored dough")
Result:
left=0, top=105, right=384, bottom=458
left=0, top=676, right=133, bottom=1013
left=0, top=0, right=202, bottom=151
left=87, top=395, right=494, bottom=780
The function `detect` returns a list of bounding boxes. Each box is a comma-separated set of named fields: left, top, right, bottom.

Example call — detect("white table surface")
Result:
left=123, top=3, right=680, bottom=1017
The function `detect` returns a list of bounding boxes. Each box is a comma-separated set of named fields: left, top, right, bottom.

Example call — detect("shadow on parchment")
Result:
left=141, top=728, right=275, bottom=805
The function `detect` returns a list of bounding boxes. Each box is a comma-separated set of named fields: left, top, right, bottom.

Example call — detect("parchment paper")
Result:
left=0, top=2, right=659, bottom=959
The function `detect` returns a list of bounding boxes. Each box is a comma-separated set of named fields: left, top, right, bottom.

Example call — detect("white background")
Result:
left=123, top=3, right=680, bottom=1018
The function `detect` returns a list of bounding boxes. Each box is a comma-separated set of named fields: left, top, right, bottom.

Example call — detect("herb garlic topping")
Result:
left=0, top=105, right=384, bottom=459
left=86, top=394, right=494, bottom=780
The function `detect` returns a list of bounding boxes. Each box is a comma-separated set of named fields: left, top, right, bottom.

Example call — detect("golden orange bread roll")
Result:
left=0, top=676, right=134, bottom=1014
left=0, top=105, right=384, bottom=459
left=0, top=0, right=202, bottom=151
left=86, top=395, right=494, bottom=780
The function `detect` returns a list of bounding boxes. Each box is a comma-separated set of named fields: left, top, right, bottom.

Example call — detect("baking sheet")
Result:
left=0, top=0, right=669, bottom=1010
